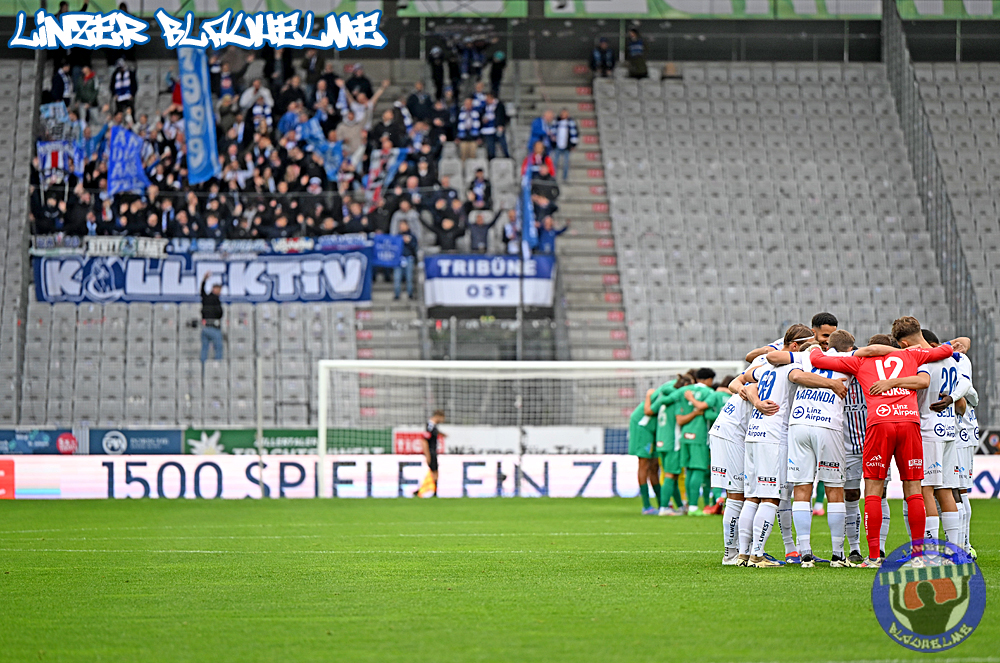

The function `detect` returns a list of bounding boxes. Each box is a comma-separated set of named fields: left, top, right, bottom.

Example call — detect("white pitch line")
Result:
left=0, top=548, right=715, bottom=555
left=730, top=659, right=999, bottom=663
left=1, top=532, right=688, bottom=541
left=0, top=518, right=641, bottom=535
left=2, top=535, right=325, bottom=542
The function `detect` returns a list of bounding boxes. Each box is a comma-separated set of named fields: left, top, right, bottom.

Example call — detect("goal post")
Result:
left=315, top=360, right=745, bottom=498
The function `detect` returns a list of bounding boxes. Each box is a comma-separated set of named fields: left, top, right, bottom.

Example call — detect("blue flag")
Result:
left=520, top=171, right=538, bottom=250
left=107, top=127, right=150, bottom=195
left=177, top=46, right=221, bottom=185
left=302, top=117, right=344, bottom=181
left=372, top=234, right=404, bottom=268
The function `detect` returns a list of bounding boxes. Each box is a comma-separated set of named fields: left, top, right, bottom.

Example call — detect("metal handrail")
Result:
left=882, top=0, right=995, bottom=427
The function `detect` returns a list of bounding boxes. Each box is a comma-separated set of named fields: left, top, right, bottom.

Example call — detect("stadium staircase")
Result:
left=913, top=62, right=1000, bottom=422
left=0, top=60, right=38, bottom=425
left=514, top=63, right=630, bottom=360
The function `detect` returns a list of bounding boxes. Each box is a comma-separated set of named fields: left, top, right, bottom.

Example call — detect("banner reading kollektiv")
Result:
left=33, top=245, right=374, bottom=304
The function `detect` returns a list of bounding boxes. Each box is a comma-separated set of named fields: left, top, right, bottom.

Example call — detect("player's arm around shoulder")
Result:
left=789, top=367, right=848, bottom=399
left=869, top=372, right=930, bottom=396
left=807, top=346, right=858, bottom=375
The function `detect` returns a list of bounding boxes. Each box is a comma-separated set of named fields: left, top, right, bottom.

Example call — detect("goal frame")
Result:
left=316, top=360, right=746, bottom=498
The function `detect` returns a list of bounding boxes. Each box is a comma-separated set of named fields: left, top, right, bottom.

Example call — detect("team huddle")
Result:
left=629, top=313, right=980, bottom=568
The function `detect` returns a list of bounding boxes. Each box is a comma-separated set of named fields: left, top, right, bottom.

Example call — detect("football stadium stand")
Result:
left=0, top=61, right=41, bottom=425
left=8, top=10, right=996, bottom=431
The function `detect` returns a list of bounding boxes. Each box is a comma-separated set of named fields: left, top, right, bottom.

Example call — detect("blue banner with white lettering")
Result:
left=372, top=234, right=404, bottom=268
left=107, top=127, right=151, bottom=194
left=32, top=247, right=373, bottom=304
left=178, top=46, right=220, bottom=185
left=520, top=171, right=538, bottom=251
left=89, top=429, right=183, bottom=455
left=423, top=254, right=555, bottom=307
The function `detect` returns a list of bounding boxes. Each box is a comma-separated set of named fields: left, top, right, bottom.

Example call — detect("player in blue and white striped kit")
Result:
left=828, top=330, right=874, bottom=566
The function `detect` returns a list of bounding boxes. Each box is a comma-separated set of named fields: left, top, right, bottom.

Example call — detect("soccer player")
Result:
left=886, top=322, right=972, bottom=546
left=809, top=324, right=957, bottom=567
left=702, top=376, right=734, bottom=514
left=951, top=338, right=979, bottom=557
left=630, top=389, right=661, bottom=515
left=738, top=324, right=836, bottom=568
left=744, top=312, right=839, bottom=362
left=648, top=374, right=694, bottom=515
left=827, top=330, right=871, bottom=565
left=421, top=409, right=446, bottom=497
left=766, top=339, right=851, bottom=567
left=673, top=369, right=720, bottom=515
left=709, top=364, right=765, bottom=564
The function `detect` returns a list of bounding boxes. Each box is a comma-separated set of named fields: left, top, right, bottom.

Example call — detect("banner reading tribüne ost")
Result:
left=423, top=254, right=556, bottom=307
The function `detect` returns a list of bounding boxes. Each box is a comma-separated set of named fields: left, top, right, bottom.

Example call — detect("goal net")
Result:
left=316, top=360, right=745, bottom=497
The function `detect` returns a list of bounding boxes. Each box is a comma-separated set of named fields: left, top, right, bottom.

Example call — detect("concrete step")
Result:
left=556, top=235, right=615, bottom=252
left=560, top=272, right=621, bottom=290
left=570, top=347, right=633, bottom=361
left=355, top=347, right=422, bottom=361
left=558, top=200, right=613, bottom=216
left=568, top=327, right=630, bottom=346
left=562, top=221, right=614, bottom=237
left=566, top=308, right=627, bottom=324
left=563, top=291, right=626, bottom=307
left=354, top=327, right=422, bottom=343
left=558, top=254, right=620, bottom=273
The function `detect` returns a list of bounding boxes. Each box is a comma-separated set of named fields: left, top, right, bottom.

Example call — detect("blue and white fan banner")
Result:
left=423, top=254, right=555, bottom=307
left=107, top=127, right=150, bottom=194
left=177, top=46, right=221, bottom=185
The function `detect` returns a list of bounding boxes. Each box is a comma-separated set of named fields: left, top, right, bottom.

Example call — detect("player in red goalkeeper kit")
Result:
left=809, top=333, right=954, bottom=567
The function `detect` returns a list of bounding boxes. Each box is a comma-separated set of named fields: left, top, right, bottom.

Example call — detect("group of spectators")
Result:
left=590, top=30, right=647, bottom=80
left=31, top=30, right=517, bottom=247
left=31, top=12, right=581, bottom=303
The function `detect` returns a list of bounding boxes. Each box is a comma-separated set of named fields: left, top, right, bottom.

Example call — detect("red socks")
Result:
left=864, top=498, right=882, bottom=559
left=905, top=493, right=926, bottom=555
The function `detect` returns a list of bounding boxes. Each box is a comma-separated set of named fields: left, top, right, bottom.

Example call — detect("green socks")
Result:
left=672, top=482, right=683, bottom=508
left=651, top=482, right=662, bottom=508
left=661, top=476, right=677, bottom=509
left=640, top=484, right=651, bottom=509
left=687, top=470, right=705, bottom=508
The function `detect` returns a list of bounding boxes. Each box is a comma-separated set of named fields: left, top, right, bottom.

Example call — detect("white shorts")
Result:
left=788, top=425, right=846, bottom=487
left=727, top=436, right=745, bottom=493
left=709, top=434, right=730, bottom=490
left=941, top=439, right=963, bottom=489
left=921, top=438, right=945, bottom=487
left=844, top=453, right=863, bottom=490
left=962, top=447, right=974, bottom=489
left=744, top=440, right=788, bottom=500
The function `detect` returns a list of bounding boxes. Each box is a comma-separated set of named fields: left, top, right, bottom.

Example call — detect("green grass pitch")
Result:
left=0, top=498, right=996, bottom=663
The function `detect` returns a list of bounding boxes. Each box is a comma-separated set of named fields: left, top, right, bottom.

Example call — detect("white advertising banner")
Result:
left=0, top=454, right=641, bottom=499
left=2, top=454, right=998, bottom=500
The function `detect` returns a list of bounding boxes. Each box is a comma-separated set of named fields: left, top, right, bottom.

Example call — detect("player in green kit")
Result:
left=674, top=369, right=722, bottom=515
left=629, top=389, right=660, bottom=515
left=648, top=372, right=696, bottom=516
left=702, top=371, right=733, bottom=513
